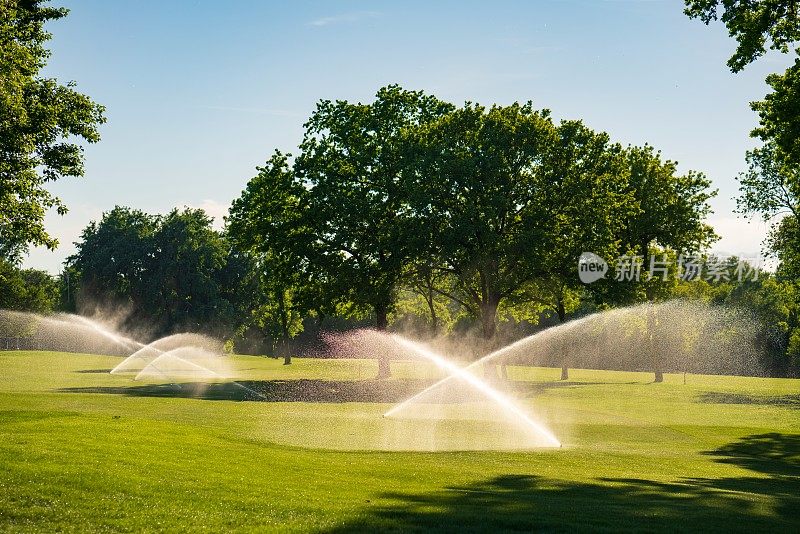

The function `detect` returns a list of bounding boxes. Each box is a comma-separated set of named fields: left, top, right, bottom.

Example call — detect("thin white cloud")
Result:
left=309, top=11, right=380, bottom=27
left=184, top=199, right=229, bottom=230
left=707, top=215, right=774, bottom=267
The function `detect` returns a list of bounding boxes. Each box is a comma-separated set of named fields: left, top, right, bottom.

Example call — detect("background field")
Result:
left=0, top=350, right=798, bottom=532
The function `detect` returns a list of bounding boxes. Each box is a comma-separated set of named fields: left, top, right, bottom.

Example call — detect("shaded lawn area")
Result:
left=57, top=378, right=593, bottom=403
left=699, top=391, right=800, bottom=409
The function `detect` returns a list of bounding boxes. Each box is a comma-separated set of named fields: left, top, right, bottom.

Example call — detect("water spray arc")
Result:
left=62, top=315, right=144, bottom=352
left=110, top=333, right=222, bottom=375
left=388, top=313, right=601, bottom=413
left=386, top=301, right=766, bottom=413
left=0, top=310, right=146, bottom=354
left=115, top=339, right=268, bottom=400
left=385, top=334, right=561, bottom=448
left=129, top=348, right=267, bottom=400
left=0, top=309, right=265, bottom=399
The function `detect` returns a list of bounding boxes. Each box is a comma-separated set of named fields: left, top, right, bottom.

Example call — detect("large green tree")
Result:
left=511, top=120, right=636, bottom=379
left=294, top=86, right=452, bottom=377
left=596, top=146, right=717, bottom=307
left=68, top=206, right=158, bottom=310
left=227, top=151, right=313, bottom=363
left=0, top=0, right=105, bottom=257
left=248, top=257, right=304, bottom=365
left=68, top=207, right=244, bottom=337
left=407, top=103, right=632, bottom=350
left=145, top=208, right=229, bottom=333
left=620, top=145, right=717, bottom=266
left=685, top=2, right=800, bottom=375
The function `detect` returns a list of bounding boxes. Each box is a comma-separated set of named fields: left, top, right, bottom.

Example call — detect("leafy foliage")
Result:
left=0, top=258, right=57, bottom=312
left=736, top=142, right=800, bottom=284
left=751, top=57, right=800, bottom=166
left=406, top=104, right=638, bottom=340
left=737, top=142, right=799, bottom=221
left=684, top=0, right=800, bottom=72
left=0, top=0, right=105, bottom=257
left=622, top=145, right=717, bottom=257
left=295, top=85, right=453, bottom=329
left=67, top=207, right=247, bottom=338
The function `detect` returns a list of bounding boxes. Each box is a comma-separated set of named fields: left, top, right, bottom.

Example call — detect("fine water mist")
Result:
left=376, top=301, right=770, bottom=420
left=315, top=300, right=773, bottom=451
left=0, top=310, right=143, bottom=355
left=318, top=328, right=562, bottom=450
left=388, top=334, right=561, bottom=447
left=111, top=333, right=222, bottom=374
left=485, top=300, right=768, bottom=376
left=1, top=299, right=776, bottom=452
left=0, top=309, right=232, bottom=382
left=134, top=346, right=232, bottom=382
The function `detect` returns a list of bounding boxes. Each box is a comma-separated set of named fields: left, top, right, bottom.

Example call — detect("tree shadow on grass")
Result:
left=509, top=380, right=614, bottom=399
left=702, top=432, right=800, bottom=477
left=57, top=378, right=594, bottom=403
left=59, top=379, right=437, bottom=403
left=698, top=391, right=800, bottom=410
left=327, top=433, right=800, bottom=532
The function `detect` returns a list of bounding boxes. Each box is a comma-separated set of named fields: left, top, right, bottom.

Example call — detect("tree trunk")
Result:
left=426, top=286, right=438, bottom=337
left=375, top=304, right=391, bottom=378
left=641, top=241, right=663, bottom=383
left=283, top=338, right=292, bottom=366
left=647, top=302, right=662, bottom=382
left=279, top=289, right=291, bottom=365
left=480, top=299, right=498, bottom=340
left=480, top=297, right=502, bottom=380
left=556, top=294, right=568, bottom=380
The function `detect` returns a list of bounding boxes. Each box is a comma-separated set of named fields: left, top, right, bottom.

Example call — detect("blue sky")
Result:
left=25, top=0, right=791, bottom=273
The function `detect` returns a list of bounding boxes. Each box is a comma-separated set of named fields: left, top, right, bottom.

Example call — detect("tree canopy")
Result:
left=0, top=0, right=105, bottom=258
left=67, top=207, right=247, bottom=337
left=0, top=258, right=57, bottom=312
left=405, top=103, right=633, bottom=341
left=751, top=59, right=800, bottom=166
left=684, top=0, right=800, bottom=72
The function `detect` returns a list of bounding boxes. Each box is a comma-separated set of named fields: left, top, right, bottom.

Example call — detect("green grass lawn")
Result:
left=0, top=350, right=798, bottom=532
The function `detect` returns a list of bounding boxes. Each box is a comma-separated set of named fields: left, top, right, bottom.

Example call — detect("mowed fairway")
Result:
left=0, top=350, right=798, bottom=532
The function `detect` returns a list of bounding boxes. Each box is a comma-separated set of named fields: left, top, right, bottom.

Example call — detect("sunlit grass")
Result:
left=0, top=350, right=797, bottom=531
